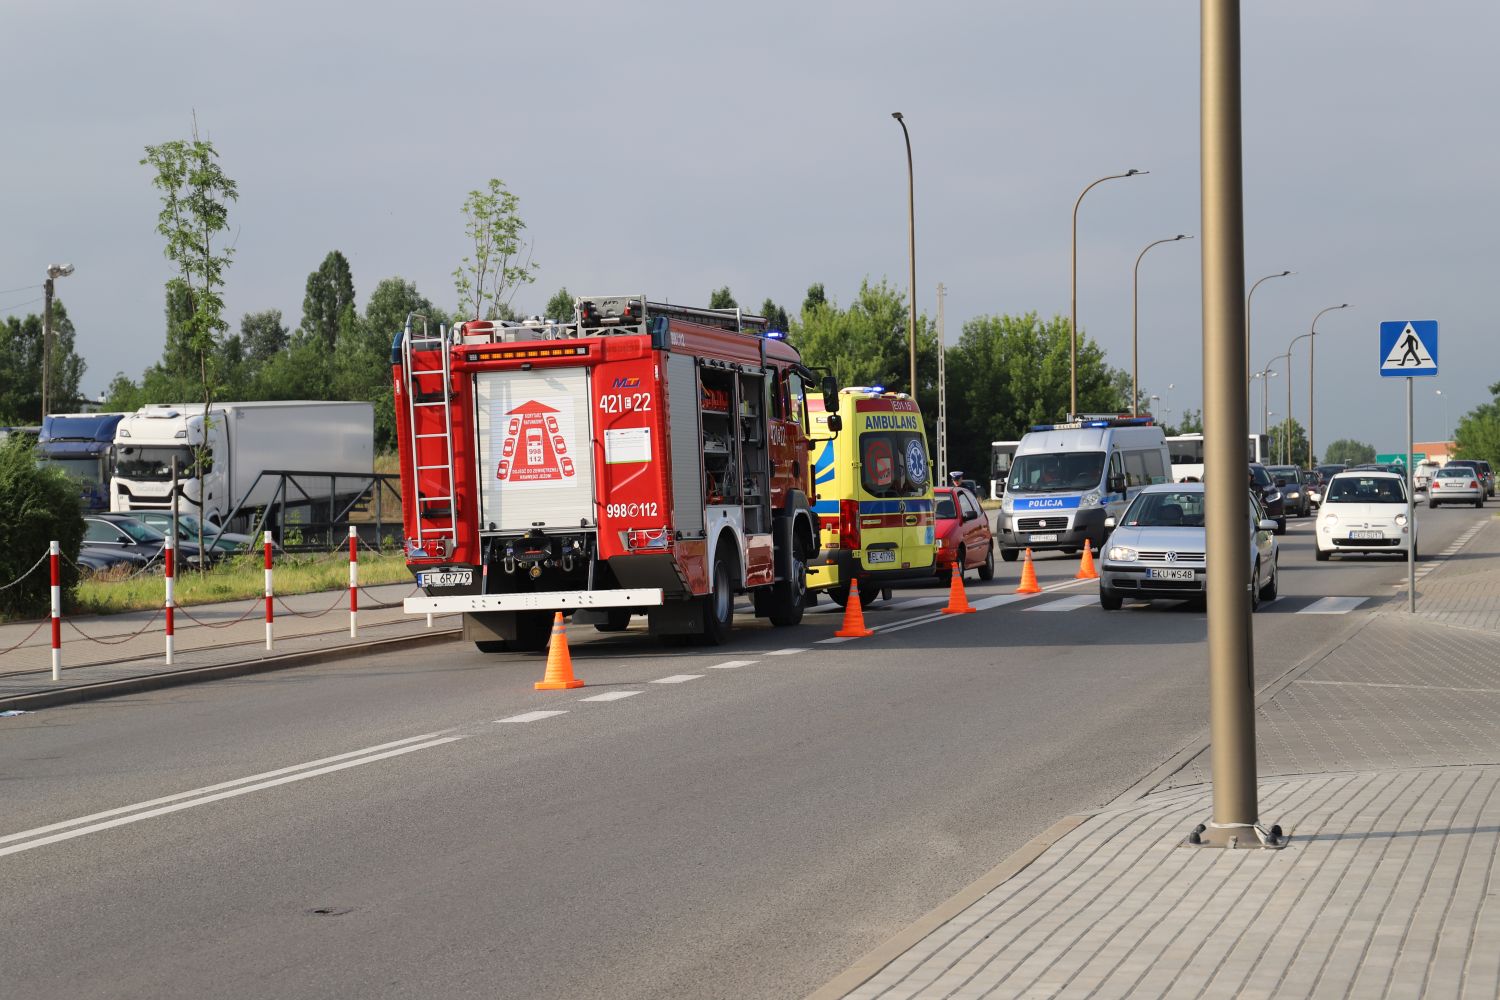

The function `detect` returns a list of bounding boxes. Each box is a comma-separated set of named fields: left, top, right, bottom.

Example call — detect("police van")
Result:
left=996, top=417, right=1170, bottom=562
left=807, top=387, right=937, bottom=606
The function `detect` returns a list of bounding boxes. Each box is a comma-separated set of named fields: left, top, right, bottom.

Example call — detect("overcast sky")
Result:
left=4, top=1, right=1495, bottom=450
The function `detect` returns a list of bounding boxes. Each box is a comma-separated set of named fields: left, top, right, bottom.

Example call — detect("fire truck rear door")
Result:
left=475, top=368, right=596, bottom=533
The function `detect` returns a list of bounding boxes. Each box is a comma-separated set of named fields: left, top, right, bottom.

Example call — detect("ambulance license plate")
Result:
left=1147, top=568, right=1195, bottom=581
left=418, top=569, right=473, bottom=588
left=867, top=550, right=897, bottom=564
left=1029, top=533, right=1058, bottom=542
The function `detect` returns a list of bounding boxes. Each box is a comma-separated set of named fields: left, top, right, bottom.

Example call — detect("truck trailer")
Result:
left=39, top=412, right=127, bottom=511
left=111, top=400, right=375, bottom=526
left=394, top=295, right=841, bottom=651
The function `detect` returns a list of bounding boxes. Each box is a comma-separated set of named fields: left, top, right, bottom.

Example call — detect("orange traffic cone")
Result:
left=941, top=562, right=977, bottom=614
left=834, top=585, right=874, bottom=638
left=1015, top=548, right=1042, bottom=595
left=1075, top=540, right=1099, bottom=580
left=534, top=612, right=585, bottom=690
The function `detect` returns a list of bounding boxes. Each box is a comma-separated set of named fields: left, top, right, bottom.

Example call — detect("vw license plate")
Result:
left=1350, top=530, right=1383, bottom=540
left=867, top=549, right=897, bottom=564
left=1029, top=533, right=1058, bottom=543
left=418, top=569, right=473, bottom=588
left=1147, top=567, right=1195, bottom=581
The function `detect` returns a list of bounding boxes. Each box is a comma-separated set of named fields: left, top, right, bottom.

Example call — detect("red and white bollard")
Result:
left=49, top=540, right=61, bottom=681
left=349, top=526, right=359, bottom=638
left=164, top=536, right=175, bottom=665
left=264, top=531, right=275, bottom=651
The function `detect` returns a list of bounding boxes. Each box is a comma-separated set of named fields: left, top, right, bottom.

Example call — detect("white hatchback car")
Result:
left=1315, top=470, right=1416, bottom=560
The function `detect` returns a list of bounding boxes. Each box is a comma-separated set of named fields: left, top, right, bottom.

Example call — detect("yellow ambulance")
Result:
left=806, top=387, right=937, bottom=606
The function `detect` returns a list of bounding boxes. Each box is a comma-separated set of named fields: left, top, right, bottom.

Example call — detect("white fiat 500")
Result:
left=1316, top=471, right=1416, bottom=561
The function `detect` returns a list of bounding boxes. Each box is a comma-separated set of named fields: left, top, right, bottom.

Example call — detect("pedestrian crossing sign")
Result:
left=1379, top=320, right=1438, bottom=377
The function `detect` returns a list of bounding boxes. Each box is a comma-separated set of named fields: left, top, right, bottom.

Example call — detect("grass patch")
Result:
left=72, top=550, right=415, bottom=616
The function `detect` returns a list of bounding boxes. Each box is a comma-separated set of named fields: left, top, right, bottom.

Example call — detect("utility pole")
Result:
left=937, top=282, right=947, bottom=482
left=40, top=263, right=74, bottom=420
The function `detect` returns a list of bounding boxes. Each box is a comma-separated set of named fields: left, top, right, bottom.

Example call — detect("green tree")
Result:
left=794, top=278, right=935, bottom=398
left=240, top=309, right=289, bottom=365
left=300, top=251, right=357, bottom=349
left=349, top=277, right=448, bottom=452
left=453, top=178, right=537, bottom=321
left=101, top=372, right=147, bottom=413
left=759, top=297, right=791, bottom=333
left=708, top=286, right=738, bottom=310
left=1269, top=417, right=1310, bottom=467
left=1454, top=380, right=1500, bottom=471
left=0, top=435, right=84, bottom=617
left=544, top=287, right=574, bottom=322
left=1172, top=408, right=1203, bottom=435
left=0, top=302, right=85, bottom=421
left=801, top=283, right=827, bottom=314
left=1322, top=438, right=1376, bottom=465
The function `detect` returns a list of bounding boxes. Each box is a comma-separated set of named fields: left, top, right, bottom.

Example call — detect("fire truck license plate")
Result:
left=419, top=570, right=473, bottom=588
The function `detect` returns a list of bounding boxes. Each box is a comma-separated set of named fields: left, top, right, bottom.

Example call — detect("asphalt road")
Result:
left=1, top=503, right=1489, bottom=1000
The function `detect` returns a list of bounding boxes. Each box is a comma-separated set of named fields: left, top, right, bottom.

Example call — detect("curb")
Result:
left=805, top=813, right=1090, bottom=1000
left=0, top=628, right=460, bottom=713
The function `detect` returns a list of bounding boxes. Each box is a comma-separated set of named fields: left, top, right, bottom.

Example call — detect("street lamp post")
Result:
left=891, top=112, right=918, bottom=404
left=1306, top=303, right=1350, bottom=467
left=41, top=263, right=75, bottom=421
left=1132, top=234, right=1193, bottom=416
left=1285, top=332, right=1314, bottom=465
left=1071, top=169, right=1147, bottom=418
left=1251, top=367, right=1278, bottom=439
left=1436, top=389, right=1450, bottom=447
left=1265, top=352, right=1290, bottom=453
left=1245, top=270, right=1292, bottom=420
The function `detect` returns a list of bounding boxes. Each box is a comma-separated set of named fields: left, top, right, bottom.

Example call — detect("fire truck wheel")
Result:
left=699, top=552, right=736, bottom=645
left=765, top=536, right=810, bottom=627
left=474, top=641, right=507, bottom=654
left=509, top=611, right=553, bottom=653
left=593, top=610, right=632, bottom=633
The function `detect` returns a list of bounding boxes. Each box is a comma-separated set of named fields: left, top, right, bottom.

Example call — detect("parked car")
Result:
left=82, top=513, right=208, bottom=567
left=1098, top=483, right=1279, bottom=611
left=1248, top=464, right=1287, bottom=534
left=1265, top=465, right=1311, bottom=517
left=134, top=510, right=253, bottom=555
left=1315, top=471, right=1416, bottom=561
left=1444, top=459, right=1494, bottom=499
left=933, top=486, right=995, bottom=580
left=76, top=544, right=155, bottom=574
left=1428, top=466, right=1485, bottom=508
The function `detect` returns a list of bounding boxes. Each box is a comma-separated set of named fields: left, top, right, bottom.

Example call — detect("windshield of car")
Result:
left=1437, top=468, right=1474, bottom=479
left=1122, top=491, right=1206, bottom=528
left=1249, top=465, right=1273, bottom=488
left=859, top=431, right=930, bottom=498
left=1324, top=477, right=1406, bottom=503
left=104, top=518, right=167, bottom=543
left=934, top=493, right=957, bottom=519
left=114, top=445, right=197, bottom=482
left=1008, top=452, right=1105, bottom=494
left=1267, top=466, right=1299, bottom=482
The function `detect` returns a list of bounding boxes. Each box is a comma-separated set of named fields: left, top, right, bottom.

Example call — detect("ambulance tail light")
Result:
left=838, top=499, right=861, bottom=550
left=628, top=527, right=671, bottom=551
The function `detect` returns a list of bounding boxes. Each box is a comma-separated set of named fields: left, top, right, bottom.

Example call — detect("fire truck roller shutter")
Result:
left=475, top=368, right=595, bottom=533
left=666, top=354, right=705, bottom=536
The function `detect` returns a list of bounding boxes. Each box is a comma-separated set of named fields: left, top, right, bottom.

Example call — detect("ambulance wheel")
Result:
left=978, top=546, right=996, bottom=581
left=766, top=535, right=810, bottom=627
left=1000, top=548, right=1019, bottom=563
left=699, top=552, right=735, bottom=645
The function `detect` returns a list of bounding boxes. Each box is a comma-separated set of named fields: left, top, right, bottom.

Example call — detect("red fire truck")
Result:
left=393, top=295, right=841, bottom=651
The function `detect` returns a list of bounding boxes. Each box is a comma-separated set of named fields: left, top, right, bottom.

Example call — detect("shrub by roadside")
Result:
left=0, top=437, right=84, bottom=618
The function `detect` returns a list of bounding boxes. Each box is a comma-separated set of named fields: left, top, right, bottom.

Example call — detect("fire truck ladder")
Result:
left=401, top=317, right=458, bottom=555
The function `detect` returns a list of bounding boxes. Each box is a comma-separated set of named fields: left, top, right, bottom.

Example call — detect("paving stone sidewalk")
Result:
left=824, top=519, right=1500, bottom=999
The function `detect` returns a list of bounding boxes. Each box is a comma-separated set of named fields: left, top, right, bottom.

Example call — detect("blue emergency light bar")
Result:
left=764, top=329, right=786, bottom=340
left=1029, top=416, right=1156, bottom=432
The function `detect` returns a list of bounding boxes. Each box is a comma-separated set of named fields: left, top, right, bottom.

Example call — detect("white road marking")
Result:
left=498, top=710, right=570, bottom=723
left=1026, top=594, right=1097, bottom=612
left=766, top=648, right=809, bottom=655
left=0, top=737, right=462, bottom=859
left=814, top=579, right=1089, bottom=642
left=1297, top=596, right=1367, bottom=615
left=651, top=674, right=703, bottom=684
left=577, top=691, right=642, bottom=702
left=1301, top=679, right=1500, bottom=695
left=709, top=660, right=758, bottom=669
left=0, top=732, right=450, bottom=847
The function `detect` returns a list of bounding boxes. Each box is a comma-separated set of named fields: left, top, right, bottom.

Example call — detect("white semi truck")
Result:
left=111, top=401, right=375, bottom=526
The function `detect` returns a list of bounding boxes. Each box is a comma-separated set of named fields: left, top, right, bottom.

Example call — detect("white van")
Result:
left=996, top=418, right=1171, bottom=562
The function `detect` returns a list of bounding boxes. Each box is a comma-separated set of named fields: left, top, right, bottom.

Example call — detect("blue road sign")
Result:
left=1379, top=321, right=1438, bottom=377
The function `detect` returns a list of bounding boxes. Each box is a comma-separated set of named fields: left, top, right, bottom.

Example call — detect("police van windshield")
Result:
left=1008, top=452, right=1105, bottom=494
left=860, top=431, right=929, bottom=498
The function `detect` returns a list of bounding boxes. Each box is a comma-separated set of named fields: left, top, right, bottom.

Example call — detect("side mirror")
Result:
left=1258, top=519, right=1278, bottom=532
left=1104, top=516, right=1117, bottom=529
left=963, top=509, right=978, bottom=522
left=825, top=413, right=843, bottom=434
left=821, top=376, right=839, bottom=412
left=1108, top=475, right=1127, bottom=494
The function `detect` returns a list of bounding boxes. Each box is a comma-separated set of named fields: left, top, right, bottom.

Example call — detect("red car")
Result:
left=934, top=486, right=995, bottom=580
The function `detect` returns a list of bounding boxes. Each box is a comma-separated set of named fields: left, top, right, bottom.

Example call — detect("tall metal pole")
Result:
left=1245, top=270, right=1292, bottom=424
left=41, top=277, right=54, bottom=421
left=937, top=282, right=947, bottom=481
left=1132, top=235, right=1192, bottom=417
left=1306, top=304, right=1350, bottom=466
left=1071, top=169, right=1146, bottom=418
left=892, top=113, right=918, bottom=404
left=1407, top=376, right=1416, bottom=613
left=1195, top=0, right=1273, bottom=849
left=1285, top=331, right=1313, bottom=466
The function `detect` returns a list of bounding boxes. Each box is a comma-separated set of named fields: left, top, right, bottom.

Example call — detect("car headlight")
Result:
left=1266, top=491, right=1282, bottom=503
left=1395, top=513, right=1408, bottom=526
left=1107, top=545, right=1137, bottom=562
left=1079, top=491, right=1102, bottom=508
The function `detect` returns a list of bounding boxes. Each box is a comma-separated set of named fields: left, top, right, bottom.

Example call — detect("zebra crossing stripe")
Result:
left=1297, top=596, right=1367, bottom=615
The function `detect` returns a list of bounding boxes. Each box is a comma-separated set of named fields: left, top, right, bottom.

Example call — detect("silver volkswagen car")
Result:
left=1099, top=483, right=1279, bottom=610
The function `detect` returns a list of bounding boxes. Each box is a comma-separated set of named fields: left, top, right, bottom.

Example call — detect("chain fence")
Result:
left=0, top=550, right=50, bottom=594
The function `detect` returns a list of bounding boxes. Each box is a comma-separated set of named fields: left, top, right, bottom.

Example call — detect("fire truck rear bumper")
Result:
left=405, top=589, right=665, bottom=614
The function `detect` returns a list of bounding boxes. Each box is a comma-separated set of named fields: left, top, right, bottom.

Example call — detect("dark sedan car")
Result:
left=82, top=514, right=208, bottom=567
left=1249, top=463, right=1287, bottom=534
left=1265, top=465, right=1311, bottom=517
left=76, top=544, right=155, bottom=573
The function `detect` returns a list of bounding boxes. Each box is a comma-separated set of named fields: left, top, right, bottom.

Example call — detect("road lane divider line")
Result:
left=1024, top=594, right=1097, bottom=612
left=578, top=691, right=642, bottom=702
left=1300, top=679, right=1500, bottom=694
left=498, top=710, right=569, bottom=722
left=651, top=674, right=703, bottom=684
left=0, top=737, right=462, bottom=859
left=766, top=648, right=809, bottom=655
left=814, top=578, right=1092, bottom=644
left=708, top=660, right=757, bottom=669
left=0, top=732, right=452, bottom=847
